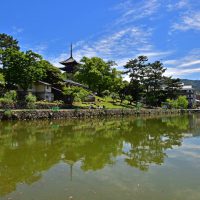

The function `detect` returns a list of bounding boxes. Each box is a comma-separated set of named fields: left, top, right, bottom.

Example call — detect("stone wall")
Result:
left=0, top=102, right=64, bottom=110
left=0, top=109, right=182, bottom=121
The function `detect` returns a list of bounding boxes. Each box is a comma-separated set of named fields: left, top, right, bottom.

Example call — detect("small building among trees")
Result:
left=18, top=81, right=54, bottom=102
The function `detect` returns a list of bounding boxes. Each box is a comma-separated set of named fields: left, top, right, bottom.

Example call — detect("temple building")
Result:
left=58, top=44, right=94, bottom=103
left=18, top=44, right=94, bottom=103
left=59, top=44, right=79, bottom=74
left=59, top=44, right=88, bottom=89
left=18, top=81, right=54, bottom=101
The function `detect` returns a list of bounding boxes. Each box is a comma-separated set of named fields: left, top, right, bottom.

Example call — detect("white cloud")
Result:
left=164, top=49, right=200, bottom=66
left=172, top=11, right=200, bottom=31
left=179, top=60, right=200, bottom=67
left=50, top=53, right=69, bottom=68
left=167, top=0, right=189, bottom=11
left=50, top=26, right=155, bottom=67
left=165, top=67, right=200, bottom=77
left=135, top=51, right=172, bottom=58
left=49, top=0, right=170, bottom=69
left=114, top=0, right=161, bottom=25
left=49, top=0, right=200, bottom=80
left=164, top=49, right=200, bottom=77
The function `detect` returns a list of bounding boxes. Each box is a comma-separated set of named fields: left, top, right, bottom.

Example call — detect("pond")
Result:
left=0, top=114, right=200, bottom=200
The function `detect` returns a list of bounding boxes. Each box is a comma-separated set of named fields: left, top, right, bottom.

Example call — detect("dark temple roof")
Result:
left=59, top=44, right=79, bottom=73
left=37, top=80, right=52, bottom=86
left=59, top=56, right=78, bottom=66
left=64, top=79, right=88, bottom=89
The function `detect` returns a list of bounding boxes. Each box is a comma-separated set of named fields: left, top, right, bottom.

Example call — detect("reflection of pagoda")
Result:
left=59, top=44, right=79, bottom=74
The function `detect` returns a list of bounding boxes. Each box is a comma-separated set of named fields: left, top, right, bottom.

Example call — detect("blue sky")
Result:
left=1, top=0, right=200, bottom=79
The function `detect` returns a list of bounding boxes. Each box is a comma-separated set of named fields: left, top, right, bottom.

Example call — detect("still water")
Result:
left=0, top=115, right=200, bottom=200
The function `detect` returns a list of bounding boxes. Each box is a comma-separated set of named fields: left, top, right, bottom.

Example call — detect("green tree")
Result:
left=166, top=98, right=178, bottom=109
left=163, top=77, right=182, bottom=100
left=0, top=73, right=5, bottom=86
left=0, top=33, right=19, bottom=51
left=39, top=60, right=64, bottom=88
left=144, top=61, right=166, bottom=106
left=124, top=56, right=181, bottom=106
left=2, top=49, right=45, bottom=91
left=63, top=86, right=90, bottom=103
left=109, top=68, right=123, bottom=93
left=118, top=80, right=129, bottom=103
left=167, top=96, right=188, bottom=109
left=75, top=57, right=122, bottom=96
left=177, top=96, right=188, bottom=109
left=124, top=56, right=148, bottom=102
left=0, top=33, right=20, bottom=64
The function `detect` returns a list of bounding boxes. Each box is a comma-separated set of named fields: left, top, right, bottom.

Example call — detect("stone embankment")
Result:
left=0, top=109, right=182, bottom=121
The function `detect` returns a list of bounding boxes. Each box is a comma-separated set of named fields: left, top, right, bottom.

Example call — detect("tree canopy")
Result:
left=124, top=56, right=181, bottom=106
left=0, top=33, right=20, bottom=65
left=63, top=86, right=90, bottom=103
left=75, top=57, right=122, bottom=96
left=0, top=33, right=19, bottom=51
left=0, top=33, right=186, bottom=107
left=2, top=49, right=45, bottom=90
left=39, top=60, right=64, bottom=88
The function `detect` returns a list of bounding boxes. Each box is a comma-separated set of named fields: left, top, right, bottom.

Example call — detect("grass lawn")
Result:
left=73, top=96, right=136, bottom=109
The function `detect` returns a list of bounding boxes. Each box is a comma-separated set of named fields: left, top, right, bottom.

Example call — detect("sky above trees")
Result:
left=1, top=0, right=200, bottom=79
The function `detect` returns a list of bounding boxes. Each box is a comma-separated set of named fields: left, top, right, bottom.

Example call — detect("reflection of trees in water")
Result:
left=121, top=118, right=185, bottom=171
left=0, top=114, right=198, bottom=196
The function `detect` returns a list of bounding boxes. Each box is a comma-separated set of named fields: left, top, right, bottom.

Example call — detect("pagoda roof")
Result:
left=59, top=56, right=78, bottom=66
left=59, top=43, right=79, bottom=67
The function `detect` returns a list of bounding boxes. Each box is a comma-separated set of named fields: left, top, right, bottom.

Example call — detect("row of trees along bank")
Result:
left=0, top=33, right=186, bottom=108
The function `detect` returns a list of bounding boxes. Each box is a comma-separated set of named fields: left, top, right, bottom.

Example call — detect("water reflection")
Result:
left=0, top=114, right=199, bottom=197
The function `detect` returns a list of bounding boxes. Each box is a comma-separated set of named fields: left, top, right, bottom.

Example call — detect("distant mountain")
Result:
left=181, top=79, right=200, bottom=93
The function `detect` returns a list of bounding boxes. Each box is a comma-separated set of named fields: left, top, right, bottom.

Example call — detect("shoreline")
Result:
left=0, top=108, right=186, bottom=121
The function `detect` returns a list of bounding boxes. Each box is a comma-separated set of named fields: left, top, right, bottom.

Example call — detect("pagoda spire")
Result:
left=59, top=43, right=79, bottom=74
left=70, top=43, right=73, bottom=58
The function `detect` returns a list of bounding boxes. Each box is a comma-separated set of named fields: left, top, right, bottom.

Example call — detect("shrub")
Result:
left=74, top=97, right=81, bottom=102
left=110, top=92, right=119, bottom=102
left=0, top=98, right=14, bottom=109
left=0, top=90, right=17, bottom=109
left=4, top=90, right=17, bottom=101
left=125, top=95, right=133, bottom=105
left=102, top=90, right=110, bottom=97
left=166, top=99, right=178, bottom=109
left=166, top=96, right=188, bottom=109
left=25, top=93, right=36, bottom=109
left=63, top=86, right=90, bottom=103
left=177, top=96, right=188, bottom=109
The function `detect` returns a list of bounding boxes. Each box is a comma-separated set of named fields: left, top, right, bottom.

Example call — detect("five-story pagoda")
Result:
left=59, top=44, right=79, bottom=75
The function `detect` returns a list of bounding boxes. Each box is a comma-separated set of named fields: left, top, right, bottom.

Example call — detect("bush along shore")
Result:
left=0, top=109, right=183, bottom=121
